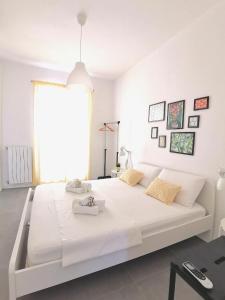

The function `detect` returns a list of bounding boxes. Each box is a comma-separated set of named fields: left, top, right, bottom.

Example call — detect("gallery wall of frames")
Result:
left=148, top=96, right=209, bottom=155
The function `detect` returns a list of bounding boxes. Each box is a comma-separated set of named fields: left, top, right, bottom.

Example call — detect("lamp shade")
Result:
left=217, top=177, right=225, bottom=191
left=119, top=146, right=126, bottom=156
left=67, top=62, right=93, bottom=91
left=217, top=168, right=225, bottom=191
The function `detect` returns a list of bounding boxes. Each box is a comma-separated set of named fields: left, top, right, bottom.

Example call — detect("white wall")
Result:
left=90, top=78, right=116, bottom=179
left=114, top=1, right=225, bottom=236
left=0, top=59, right=115, bottom=188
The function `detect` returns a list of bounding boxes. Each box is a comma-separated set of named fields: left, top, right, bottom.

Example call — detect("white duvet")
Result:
left=55, top=192, right=142, bottom=267
left=27, top=179, right=205, bottom=266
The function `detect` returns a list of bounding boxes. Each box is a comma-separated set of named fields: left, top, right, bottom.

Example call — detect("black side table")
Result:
left=168, top=237, right=225, bottom=300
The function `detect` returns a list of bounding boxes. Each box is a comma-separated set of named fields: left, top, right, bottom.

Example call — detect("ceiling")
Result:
left=0, top=0, right=219, bottom=79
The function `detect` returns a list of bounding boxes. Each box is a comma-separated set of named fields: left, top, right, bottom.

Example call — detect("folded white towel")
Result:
left=67, top=179, right=82, bottom=188
left=72, top=203, right=99, bottom=215
left=82, top=182, right=92, bottom=192
left=66, top=181, right=92, bottom=194
left=66, top=186, right=84, bottom=193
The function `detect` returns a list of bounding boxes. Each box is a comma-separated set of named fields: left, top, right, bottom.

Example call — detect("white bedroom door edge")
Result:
left=0, top=62, right=3, bottom=191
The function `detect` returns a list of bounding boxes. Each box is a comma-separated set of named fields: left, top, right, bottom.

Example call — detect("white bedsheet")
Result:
left=27, top=179, right=206, bottom=266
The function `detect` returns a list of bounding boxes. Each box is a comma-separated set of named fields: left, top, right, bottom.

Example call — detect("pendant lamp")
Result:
left=67, top=13, right=93, bottom=91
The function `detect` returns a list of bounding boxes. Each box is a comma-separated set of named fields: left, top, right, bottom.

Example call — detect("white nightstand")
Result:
left=219, top=218, right=225, bottom=236
left=111, top=169, right=125, bottom=178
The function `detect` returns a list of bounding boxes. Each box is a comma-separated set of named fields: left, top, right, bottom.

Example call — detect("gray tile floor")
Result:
left=0, top=188, right=203, bottom=300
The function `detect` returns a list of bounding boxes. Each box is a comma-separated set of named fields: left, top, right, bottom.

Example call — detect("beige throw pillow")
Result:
left=120, top=169, right=144, bottom=186
left=145, top=177, right=181, bottom=205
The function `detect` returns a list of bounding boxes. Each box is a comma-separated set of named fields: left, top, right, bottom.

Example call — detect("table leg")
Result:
left=168, top=265, right=176, bottom=300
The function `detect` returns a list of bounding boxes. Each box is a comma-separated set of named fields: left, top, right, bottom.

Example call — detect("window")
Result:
left=33, top=82, right=92, bottom=183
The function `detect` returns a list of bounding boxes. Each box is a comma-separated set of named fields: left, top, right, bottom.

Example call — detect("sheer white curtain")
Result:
left=33, top=82, right=92, bottom=184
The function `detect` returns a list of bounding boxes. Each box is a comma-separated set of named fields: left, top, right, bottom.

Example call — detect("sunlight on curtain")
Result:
left=33, top=82, right=92, bottom=184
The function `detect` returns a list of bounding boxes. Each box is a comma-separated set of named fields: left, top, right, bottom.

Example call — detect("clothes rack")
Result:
left=98, top=121, right=120, bottom=179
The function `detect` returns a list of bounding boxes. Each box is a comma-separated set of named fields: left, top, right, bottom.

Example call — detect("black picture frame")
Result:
left=188, top=115, right=200, bottom=128
left=151, top=127, right=158, bottom=139
left=194, top=96, right=209, bottom=111
left=158, top=135, right=167, bottom=148
left=170, top=132, right=195, bottom=156
left=148, top=101, right=166, bottom=122
left=167, top=100, right=185, bottom=130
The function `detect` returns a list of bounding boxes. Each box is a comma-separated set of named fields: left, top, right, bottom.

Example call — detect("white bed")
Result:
left=27, top=179, right=206, bottom=266
left=9, top=172, right=215, bottom=300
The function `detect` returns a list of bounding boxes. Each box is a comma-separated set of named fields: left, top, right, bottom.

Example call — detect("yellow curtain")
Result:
left=32, top=81, right=93, bottom=185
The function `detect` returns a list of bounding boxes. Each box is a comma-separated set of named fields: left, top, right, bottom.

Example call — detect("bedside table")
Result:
left=168, top=237, right=225, bottom=300
left=111, top=169, right=125, bottom=178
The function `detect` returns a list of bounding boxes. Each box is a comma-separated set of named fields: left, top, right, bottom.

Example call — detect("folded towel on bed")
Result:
left=66, top=181, right=92, bottom=193
left=82, top=183, right=92, bottom=192
left=72, top=203, right=99, bottom=215
left=66, top=179, right=82, bottom=188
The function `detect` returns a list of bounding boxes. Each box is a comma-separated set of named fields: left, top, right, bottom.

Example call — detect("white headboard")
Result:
left=196, top=178, right=215, bottom=217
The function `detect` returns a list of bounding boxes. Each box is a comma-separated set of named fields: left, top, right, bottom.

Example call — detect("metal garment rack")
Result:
left=98, top=121, right=120, bottom=179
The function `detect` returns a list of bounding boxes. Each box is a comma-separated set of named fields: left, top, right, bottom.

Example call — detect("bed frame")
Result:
left=8, top=179, right=215, bottom=300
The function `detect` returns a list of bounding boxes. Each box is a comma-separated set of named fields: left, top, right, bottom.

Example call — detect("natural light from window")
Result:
left=34, top=84, right=90, bottom=183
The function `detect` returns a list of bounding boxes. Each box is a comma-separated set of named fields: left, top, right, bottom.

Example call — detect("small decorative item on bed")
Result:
left=158, top=135, right=167, bottom=148
left=72, top=196, right=106, bottom=216
left=194, top=96, right=209, bottom=111
left=167, top=100, right=185, bottom=130
left=170, top=132, right=195, bottom=155
left=188, top=115, right=200, bottom=128
left=148, top=101, right=166, bottom=122
left=151, top=127, right=158, bottom=139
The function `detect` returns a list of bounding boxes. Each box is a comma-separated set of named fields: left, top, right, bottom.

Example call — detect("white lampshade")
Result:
left=119, top=146, right=132, bottom=169
left=217, top=177, right=225, bottom=191
left=119, top=146, right=126, bottom=156
left=67, top=62, right=93, bottom=92
left=217, top=168, right=225, bottom=191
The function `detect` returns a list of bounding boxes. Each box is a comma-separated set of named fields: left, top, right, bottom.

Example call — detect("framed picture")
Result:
left=194, top=96, right=209, bottom=110
left=151, top=127, right=158, bottom=139
left=148, top=101, right=166, bottom=122
left=158, top=135, right=166, bottom=148
left=170, top=132, right=195, bottom=155
left=167, top=100, right=185, bottom=130
left=188, top=115, right=200, bottom=128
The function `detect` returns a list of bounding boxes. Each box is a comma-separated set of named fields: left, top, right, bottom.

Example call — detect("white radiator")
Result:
left=7, top=145, right=32, bottom=184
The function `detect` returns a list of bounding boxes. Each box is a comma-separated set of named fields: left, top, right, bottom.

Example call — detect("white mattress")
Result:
left=27, top=178, right=206, bottom=266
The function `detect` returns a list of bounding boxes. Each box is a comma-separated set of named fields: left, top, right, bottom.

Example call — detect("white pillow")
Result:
left=158, top=169, right=205, bottom=207
left=134, top=163, right=162, bottom=188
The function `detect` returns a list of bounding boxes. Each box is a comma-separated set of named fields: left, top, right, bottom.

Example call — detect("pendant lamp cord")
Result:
left=79, top=24, right=83, bottom=62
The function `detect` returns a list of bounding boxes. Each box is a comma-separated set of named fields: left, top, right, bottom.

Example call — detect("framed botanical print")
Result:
left=151, top=127, right=158, bottom=139
left=167, top=100, right=185, bottom=130
left=148, top=101, right=166, bottom=122
left=158, top=135, right=166, bottom=148
left=170, top=132, right=195, bottom=155
left=188, top=115, right=200, bottom=128
left=194, top=96, right=209, bottom=110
